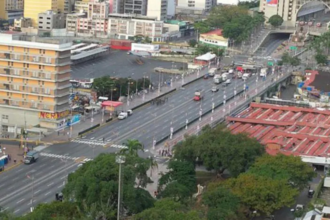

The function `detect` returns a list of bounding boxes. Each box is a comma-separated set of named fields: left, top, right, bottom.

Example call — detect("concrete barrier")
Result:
left=78, top=124, right=100, bottom=136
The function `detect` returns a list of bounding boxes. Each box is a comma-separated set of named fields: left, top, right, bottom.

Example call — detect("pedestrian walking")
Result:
left=159, top=149, right=161, bottom=155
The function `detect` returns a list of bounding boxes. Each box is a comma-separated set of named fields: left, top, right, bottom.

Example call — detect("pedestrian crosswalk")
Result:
left=40, top=152, right=93, bottom=163
left=71, top=138, right=112, bottom=146
left=109, top=144, right=128, bottom=149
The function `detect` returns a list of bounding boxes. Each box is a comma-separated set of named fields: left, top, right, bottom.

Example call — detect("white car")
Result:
left=225, top=79, right=231, bottom=84
left=211, top=86, right=219, bottom=92
left=118, top=110, right=133, bottom=120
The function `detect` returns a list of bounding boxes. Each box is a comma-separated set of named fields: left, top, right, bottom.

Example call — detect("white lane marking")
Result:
left=50, top=165, right=55, bottom=168
left=13, top=209, right=20, bottom=213
left=15, top=168, right=23, bottom=173
left=60, top=176, right=66, bottom=180
left=90, top=137, right=95, bottom=140
left=58, top=185, right=63, bottom=189
left=47, top=182, right=54, bottom=187
left=45, top=191, right=52, bottom=196
left=35, top=190, right=41, bottom=194
left=16, top=199, right=24, bottom=204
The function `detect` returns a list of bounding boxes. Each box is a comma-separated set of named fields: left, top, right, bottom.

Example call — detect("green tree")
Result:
left=315, top=53, right=328, bottom=65
left=224, top=173, right=298, bottom=215
left=62, top=153, right=154, bottom=219
left=281, top=52, right=291, bottom=64
left=193, top=20, right=211, bottom=34
left=188, top=39, right=198, bottom=47
left=92, top=76, right=114, bottom=97
left=0, top=206, right=15, bottom=220
left=196, top=44, right=211, bottom=55
left=238, top=0, right=260, bottom=8
left=119, top=139, right=144, bottom=156
left=208, top=5, right=249, bottom=28
left=17, top=201, right=83, bottom=220
left=268, top=15, right=283, bottom=28
left=158, top=160, right=196, bottom=202
left=134, top=198, right=202, bottom=220
left=249, top=154, right=315, bottom=190
left=203, top=187, right=241, bottom=220
left=174, top=126, right=265, bottom=177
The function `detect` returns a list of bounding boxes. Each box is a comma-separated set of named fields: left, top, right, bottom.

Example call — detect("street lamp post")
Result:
left=127, top=80, right=131, bottom=107
left=27, top=174, right=35, bottom=212
left=116, top=155, right=126, bottom=220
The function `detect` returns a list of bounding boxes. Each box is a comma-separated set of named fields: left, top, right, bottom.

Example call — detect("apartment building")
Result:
left=0, top=0, right=24, bottom=22
left=0, top=33, right=72, bottom=132
left=24, top=0, right=58, bottom=27
left=14, top=18, right=32, bottom=30
left=58, top=0, right=75, bottom=14
left=88, top=0, right=109, bottom=19
left=109, top=0, right=124, bottom=13
left=147, top=0, right=168, bottom=21
left=124, top=0, right=147, bottom=15
left=177, top=0, right=215, bottom=10
left=66, top=12, right=87, bottom=33
left=38, top=10, right=66, bottom=31
left=75, top=1, right=89, bottom=13
left=108, top=13, right=164, bottom=41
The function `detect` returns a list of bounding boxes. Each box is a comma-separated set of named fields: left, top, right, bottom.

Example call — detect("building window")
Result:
left=34, top=56, right=39, bottom=62
left=12, top=84, right=19, bottom=90
left=31, top=102, right=38, bottom=108
left=45, top=57, right=51, bottom=63
left=43, top=104, right=49, bottom=110
left=32, top=87, right=39, bottom=93
left=44, top=88, right=50, bottom=94
left=32, top=71, right=39, bottom=77
left=2, top=115, right=8, bottom=120
left=45, top=73, right=51, bottom=79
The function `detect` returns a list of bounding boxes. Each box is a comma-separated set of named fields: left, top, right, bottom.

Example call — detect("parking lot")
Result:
left=71, top=50, right=186, bottom=85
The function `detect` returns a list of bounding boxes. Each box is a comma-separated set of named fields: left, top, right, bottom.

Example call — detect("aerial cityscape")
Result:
left=0, top=0, right=330, bottom=219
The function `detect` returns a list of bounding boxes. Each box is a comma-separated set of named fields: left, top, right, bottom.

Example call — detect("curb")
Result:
left=0, top=162, right=22, bottom=174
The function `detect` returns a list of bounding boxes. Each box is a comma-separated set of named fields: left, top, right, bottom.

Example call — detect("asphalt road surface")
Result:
left=71, top=50, right=186, bottom=85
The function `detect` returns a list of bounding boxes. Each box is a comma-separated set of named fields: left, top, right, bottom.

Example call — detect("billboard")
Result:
left=267, top=0, right=278, bottom=6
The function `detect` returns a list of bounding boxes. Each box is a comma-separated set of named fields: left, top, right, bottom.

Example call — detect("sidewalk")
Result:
left=41, top=65, right=214, bottom=144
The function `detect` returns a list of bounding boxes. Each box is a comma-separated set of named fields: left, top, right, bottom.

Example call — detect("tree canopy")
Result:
left=268, top=15, right=284, bottom=28
left=248, top=154, right=315, bottom=190
left=133, top=198, right=202, bottom=220
left=62, top=153, right=155, bottom=219
left=193, top=5, right=264, bottom=42
left=174, top=125, right=265, bottom=177
left=92, top=76, right=151, bottom=100
left=281, top=52, right=301, bottom=66
left=202, top=186, right=241, bottom=220
left=158, top=160, right=196, bottom=202
left=223, top=173, right=298, bottom=215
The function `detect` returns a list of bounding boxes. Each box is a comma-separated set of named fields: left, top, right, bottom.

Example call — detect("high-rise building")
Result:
left=0, top=0, right=24, bottom=22
left=0, top=33, right=72, bottom=131
left=177, top=0, right=215, bottom=11
left=87, top=0, right=109, bottom=19
left=24, top=0, right=58, bottom=27
left=38, top=10, right=66, bottom=31
left=110, top=0, right=124, bottom=13
left=58, top=0, right=75, bottom=14
left=124, top=0, right=147, bottom=15
left=147, top=0, right=168, bottom=21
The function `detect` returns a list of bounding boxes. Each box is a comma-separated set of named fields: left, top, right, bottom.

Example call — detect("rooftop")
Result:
left=0, top=33, right=72, bottom=51
left=227, top=103, right=330, bottom=160
left=202, top=29, right=223, bottom=36
left=108, top=13, right=159, bottom=21
left=310, top=70, right=330, bottom=93
left=165, top=20, right=187, bottom=26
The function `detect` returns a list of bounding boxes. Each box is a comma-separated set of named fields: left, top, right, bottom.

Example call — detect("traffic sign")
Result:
left=290, top=46, right=297, bottom=50
left=267, top=62, right=274, bottom=66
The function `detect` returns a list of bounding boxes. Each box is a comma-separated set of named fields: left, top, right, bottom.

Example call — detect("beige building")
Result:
left=108, top=14, right=164, bottom=41
left=259, top=0, right=327, bottom=26
left=0, top=33, right=72, bottom=131
left=0, top=0, right=24, bottom=22
left=66, top=12, right=86, bottom=33
left=74, top=1, right=89, bottom=13
left=38, top=10, right=66, bottom=31
left=177, top=0, right=215, bottom=10
left=147, top=0, right=168, bottom=21
left=24, top=0, right=58, bottom=27
left=14, top=17, right=32, bottom=30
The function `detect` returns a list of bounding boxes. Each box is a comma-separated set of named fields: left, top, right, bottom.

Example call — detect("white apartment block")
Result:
left=124, top=0, right=147, bottom=15
left=88, top=0, right=109, bottom=19
left=147, top=0, right=168, bottom=21
left=177, top=0, right=215, bottom=10
left=66, top=12, right=86, bottom=33
left=108, top=14, right=164, bottom=41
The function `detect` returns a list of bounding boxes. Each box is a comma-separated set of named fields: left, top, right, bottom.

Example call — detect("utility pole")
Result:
left=116, top=155, right=125, bottom=220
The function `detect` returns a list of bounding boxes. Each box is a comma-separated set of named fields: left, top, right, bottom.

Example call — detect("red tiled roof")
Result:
left=226, top=103, right=330, bottom=157
left=203, top=29, right=223, bottom=36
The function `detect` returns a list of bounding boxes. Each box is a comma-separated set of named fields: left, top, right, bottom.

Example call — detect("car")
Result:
left=117, top=110, right=133, bottom=120
left=225, top=79, right=231, bottom=84
left=203, top=74, right=209, bottom=79
left=211, top=86, right=219, bottom=92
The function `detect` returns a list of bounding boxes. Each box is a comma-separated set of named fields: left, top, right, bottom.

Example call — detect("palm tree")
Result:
left=147, top=156, right=158, bottom=177
left=119, top=139, right=144, bottom=156
left=0, top=207, right=15, bottom=220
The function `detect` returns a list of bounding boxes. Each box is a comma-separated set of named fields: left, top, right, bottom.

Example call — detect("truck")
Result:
left=208, top=68, right=217, bottom=77
left=260, top=68, right=267, bottom=77
left=24, top=151, right=40, bottom=164
left=193, top=91, right=203, bottom=101
left=213, top=74, right=222, bottom=84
